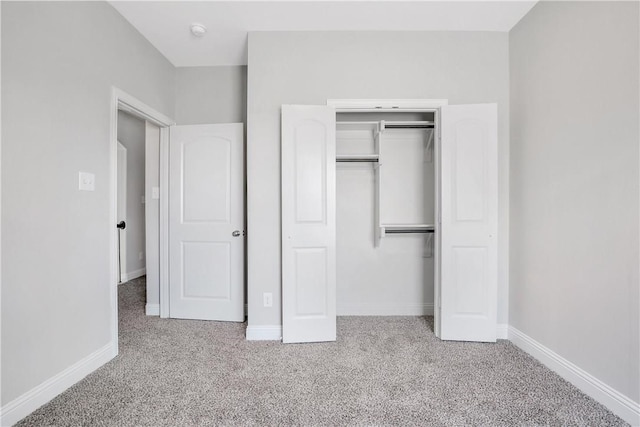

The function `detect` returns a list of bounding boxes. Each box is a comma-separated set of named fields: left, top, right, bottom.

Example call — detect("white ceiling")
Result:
left=110, top=1, right=537, bottom=67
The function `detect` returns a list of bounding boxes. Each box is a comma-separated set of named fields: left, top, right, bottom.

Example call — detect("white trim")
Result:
left=327, top=98, right=449, bottom=110
left=246, top=325, right=282, bottom=341
left=509, top=326, right=640, bottom=426
left=434, top=107, right=441, bottom=339
left=0, top=343, right=115, bottom=426
left=159, top=127, right=170, bottom=318
left=110, top=87, right=175, bottom=357
left=114, top=88, right=174, bottom=128
left=495, top=323, right=508, bottom=340
left=120, top=268, right=146, bottom=283
left=1, top=3, right=4, bottom=411
left=145, top=303, right=160, bottom=316
left=337, top=303, right=434, bottom=316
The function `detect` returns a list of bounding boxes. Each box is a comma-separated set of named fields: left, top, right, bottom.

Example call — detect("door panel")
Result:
left=169, top=123, right=244, bottom=321
left=182, top=241, right=231, bottom=299
left=294, top=247, right=328, bottom=316
left=182, top=138, right=231, bottom=223
left=282, top=105, right=336, bottom=343
left=440, top=104, right=497, bottom=342
left=294, top=123, right=328, bottom=223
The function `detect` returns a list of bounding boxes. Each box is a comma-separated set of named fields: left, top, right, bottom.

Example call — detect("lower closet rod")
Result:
left=385, top=229, right=435, bottom=234
left=384, top=124, right=435, bottom=129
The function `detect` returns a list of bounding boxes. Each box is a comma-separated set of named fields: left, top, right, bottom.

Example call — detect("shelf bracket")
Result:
left=423, top=233, right=434, bottom=258
left=374, top=129, right=382, bottom=247
left=425, top=128, right=434, bottom=163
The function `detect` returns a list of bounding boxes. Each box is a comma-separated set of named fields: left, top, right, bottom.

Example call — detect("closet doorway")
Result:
left=335, top=111, right=436, bottom=321
left=281, top=99, right=498, bottom=344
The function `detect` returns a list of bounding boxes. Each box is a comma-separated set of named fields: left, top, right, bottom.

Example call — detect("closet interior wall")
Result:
left=336, top=111, right=436, bottom=316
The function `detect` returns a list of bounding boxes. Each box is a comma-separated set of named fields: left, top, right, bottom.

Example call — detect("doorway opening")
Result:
left=116, top=111, right=148, bottom=285
left=110, top=88, right=174, bottom=355
left=116, top=140, right=127, bottom=283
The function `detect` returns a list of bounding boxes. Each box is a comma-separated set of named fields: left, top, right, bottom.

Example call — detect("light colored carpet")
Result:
left=18, top=277, right=627, bottom=426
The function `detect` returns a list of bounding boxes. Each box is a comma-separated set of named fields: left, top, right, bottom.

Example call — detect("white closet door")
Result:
left=169, top=123, right=244, bottom=321
left=281, top=105, right=336, bottom=343
left=440, top=104, right=498, bottom=342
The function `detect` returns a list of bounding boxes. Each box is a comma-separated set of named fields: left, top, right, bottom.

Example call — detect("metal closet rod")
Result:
left=385, top=229, right=435, bottom=234
left=384, top=123, right=435, bottom=129
left=336, top=158, right=379, bottom=163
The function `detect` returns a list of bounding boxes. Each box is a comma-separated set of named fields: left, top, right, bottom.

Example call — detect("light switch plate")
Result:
left=151, top=186, right=160, bottom=199
left=78, top=172, right=95, bottom=191
left=263, top=293, right=273, bottom=307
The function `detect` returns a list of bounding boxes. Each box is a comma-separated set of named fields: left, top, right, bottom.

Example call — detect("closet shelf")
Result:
left=336, top=121, right=380, bottom=132
left=336, top=108, right=437, bottom=113
left=382, top=120, right=435, bottom=130
left=336, top=120, right=435, bottom=131
left=380, top=224, right=435, bottom=234
left=336, top=154, right=379, bottom=163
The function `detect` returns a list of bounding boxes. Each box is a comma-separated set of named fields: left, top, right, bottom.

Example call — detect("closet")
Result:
left=335, top=111, right=436, bottom=320
left=281, top=100, right=498, bottom=345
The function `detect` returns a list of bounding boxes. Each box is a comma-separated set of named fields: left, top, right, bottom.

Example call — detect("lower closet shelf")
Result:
left=380, top=224, right=435, bottom=234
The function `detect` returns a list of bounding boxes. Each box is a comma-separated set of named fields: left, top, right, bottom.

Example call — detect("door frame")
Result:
left=110, top=87, right=174, bottom=355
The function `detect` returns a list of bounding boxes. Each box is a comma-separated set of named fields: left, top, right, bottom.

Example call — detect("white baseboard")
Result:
left=0, top=342, right=115, bottom=426
left=246, top=325, right=282, bottom=341
left=120, top=268, right=146, bottom=283
left=337, top=302, right=434, bottom=316
left=496, top=323, right=509, bottom=340
left=509, top=326, right=640, bottom=426
left=145, top=303, right=159, bottom=316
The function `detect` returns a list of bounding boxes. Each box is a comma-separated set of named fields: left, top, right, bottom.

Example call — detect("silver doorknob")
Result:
left=232, top=230, right=242, bottom=237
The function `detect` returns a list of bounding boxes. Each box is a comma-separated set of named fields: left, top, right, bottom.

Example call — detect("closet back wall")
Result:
left=337, top=126, right=435, bottom=315
left=247, top=31, right=509, bottom=328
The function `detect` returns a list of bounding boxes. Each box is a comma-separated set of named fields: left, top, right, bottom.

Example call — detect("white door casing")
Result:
left=117, top=141, right=127, bottom=282
left=281, top=105, right=337, bottom=343
left=145, top=122, right=161, bottom=314
left=439, top=103, right=498, bottom=342
left=169, top=123, right=244, bottom=321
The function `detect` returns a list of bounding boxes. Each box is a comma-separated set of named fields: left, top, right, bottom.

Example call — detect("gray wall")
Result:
left=246, top=31, right=510, bottom=328
left=1, top=1, right=175, bottom=405
left=509, top=1, right=639, bottom=402
left=117, top=111, right=146, bottom=277
left=175, top=66, right=247, bottom=125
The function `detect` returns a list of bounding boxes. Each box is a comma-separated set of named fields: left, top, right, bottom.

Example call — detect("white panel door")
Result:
left=440, top=104, right=498, bottom=342
left=281, top=105, right=336, bottom=343
left=169, top=123, right=244, bottom=321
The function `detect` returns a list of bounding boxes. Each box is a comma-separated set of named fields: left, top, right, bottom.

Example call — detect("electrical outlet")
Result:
left=263, top=292, right=273, bottom=307
left=138, top=252, right=144, bottom=260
